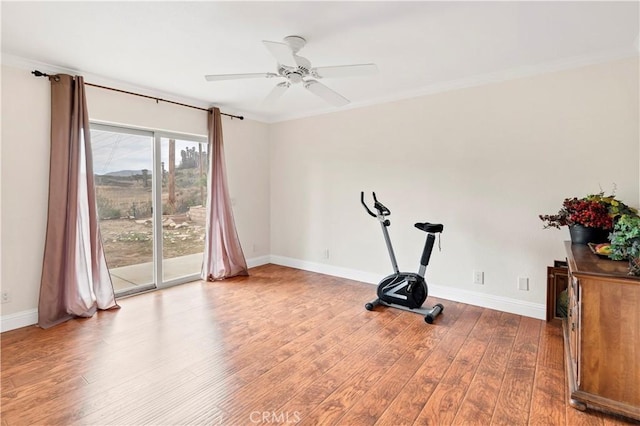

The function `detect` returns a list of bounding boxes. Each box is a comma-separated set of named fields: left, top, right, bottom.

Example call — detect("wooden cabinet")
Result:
left=546, top=262, right=569, bottom=322
left=564, top=242, right=640, bottom=420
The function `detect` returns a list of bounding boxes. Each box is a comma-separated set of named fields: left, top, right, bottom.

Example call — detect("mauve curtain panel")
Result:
left=38, top=74, right=119, bottom=329
left=201, top=107, right=249, bottom=280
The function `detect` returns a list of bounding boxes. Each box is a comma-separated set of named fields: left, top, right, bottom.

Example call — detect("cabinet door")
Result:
left=568, top=277, right=580, bottom=384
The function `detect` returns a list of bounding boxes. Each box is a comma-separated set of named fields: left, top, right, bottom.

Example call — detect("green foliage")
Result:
left=584, top=192, right=638, bottom=219
left=609, top=215, right=640, bottom=260
left=97, top=195, right=121, bottom=219
left=128, top=201, right=152, bottom=219
left=115, top=231, right=151, bottom=243
left=540, top=190, right=638, bottom=230
left=179, top=147, right=207, bottom=169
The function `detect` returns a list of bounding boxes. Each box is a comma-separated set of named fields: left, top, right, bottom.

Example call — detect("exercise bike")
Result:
left=361, top=192, right=444, bottom=324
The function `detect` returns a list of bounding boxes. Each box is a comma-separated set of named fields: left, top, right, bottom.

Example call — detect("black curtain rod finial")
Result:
left=32, top=70, right=60, bottom=81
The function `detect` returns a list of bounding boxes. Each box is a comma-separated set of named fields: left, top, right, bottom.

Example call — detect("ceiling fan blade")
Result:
left=263, top=82, right=290, bottom=104
left=205, top=72, right=276, bottom=82
left=304, top=80, right=350, bottom=107
left=262, top=40, right=297, bottom=67
left=312, top=63, right=378, bottom=79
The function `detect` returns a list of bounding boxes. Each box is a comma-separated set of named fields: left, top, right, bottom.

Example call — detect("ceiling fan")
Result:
left=204, top=35, right=378, bottom=107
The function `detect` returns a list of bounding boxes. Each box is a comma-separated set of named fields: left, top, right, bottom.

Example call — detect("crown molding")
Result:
left=4, top=46, right=637, bottom=125
left=0, top=52, right=264, bottom=123
left=265, top=46, right=640, bottom=123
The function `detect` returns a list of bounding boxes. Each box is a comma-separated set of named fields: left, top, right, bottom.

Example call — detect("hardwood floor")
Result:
left=1, top=264, right=637, bottom=425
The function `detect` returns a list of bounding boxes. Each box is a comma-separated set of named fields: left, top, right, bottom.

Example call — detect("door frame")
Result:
left=90, top=122, right=208, bottom=294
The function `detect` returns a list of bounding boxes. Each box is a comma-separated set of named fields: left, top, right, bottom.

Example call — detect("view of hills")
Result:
left=102, top=169, right=146, bottom=177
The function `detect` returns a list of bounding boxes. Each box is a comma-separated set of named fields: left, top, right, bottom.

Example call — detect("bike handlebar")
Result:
left=361, top=191, right=390, bottom=217
left=361, top=192, right=376, bottom=217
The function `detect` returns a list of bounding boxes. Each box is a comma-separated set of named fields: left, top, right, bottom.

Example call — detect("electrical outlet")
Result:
left=518, top=277, right=529, bottom=291
left=1, top=290, right=10, bottom=304
left=473, top=270, right=484, bottom=285
left=322, top=249, right=330, bottom=259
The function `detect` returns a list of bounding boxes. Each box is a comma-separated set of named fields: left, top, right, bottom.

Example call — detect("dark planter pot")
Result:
left=569, top=224, right=609, bottom=245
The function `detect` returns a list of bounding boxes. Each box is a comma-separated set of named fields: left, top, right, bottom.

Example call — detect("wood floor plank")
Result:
left=491, top=366, right=537, bottom=425
left=508, top=316, right=543, bottom=370
left=529, top=366, right=566, bottom=425
left=282, top=314, right=414, bottom=425
left=1, top=264, right=635, bottom=425
left=528, top=322, right=566, bottom=426
left=451, top=334, right=516, bottom=425
left=332, top=315, right=444, bottom=425
left=276, top=306, right=455, bottom=425
left=414, top=337, right=489, bottom=425
left=566, top=403, right=605, bottom=426
left=373, top=304, right=472, bottom=425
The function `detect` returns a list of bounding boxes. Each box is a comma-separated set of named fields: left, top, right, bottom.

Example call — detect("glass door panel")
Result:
left=160, top=137, right=208, bottom=283
left=91, top=127, right=156, bottom=296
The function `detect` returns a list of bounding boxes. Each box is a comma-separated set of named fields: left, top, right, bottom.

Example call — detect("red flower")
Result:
left=561, top=198, right=613, bottom=229
left=540, top=192, right=637, bottom=230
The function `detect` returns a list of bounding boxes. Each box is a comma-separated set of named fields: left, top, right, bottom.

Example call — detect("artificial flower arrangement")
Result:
left=540, top=191, right=640, bottom=275
left=539, top=192, right=635, bottom=231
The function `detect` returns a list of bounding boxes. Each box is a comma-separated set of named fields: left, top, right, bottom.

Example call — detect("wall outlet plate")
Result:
left=518, top=277, right=529, bottom=291
left=473, top=270, right=484, bottom=285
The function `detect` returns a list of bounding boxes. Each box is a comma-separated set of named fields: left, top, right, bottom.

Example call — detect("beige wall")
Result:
left=269, top=57, right=639, bottom=316
left=0, top=64, right=270, bottom=321
left=1, top=66, right=51, bottom=317
left=1, top=56, right=638, bottom=327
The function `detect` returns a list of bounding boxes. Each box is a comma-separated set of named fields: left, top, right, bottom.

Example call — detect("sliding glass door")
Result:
left=92, top=126, right=155, bottom=296
left=160, top=137, right=208, bottom=284
left=91, top=124, right=207, bottom=296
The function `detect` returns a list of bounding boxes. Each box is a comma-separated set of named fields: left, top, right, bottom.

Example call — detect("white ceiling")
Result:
left=2, top=1, right=639, bottom=123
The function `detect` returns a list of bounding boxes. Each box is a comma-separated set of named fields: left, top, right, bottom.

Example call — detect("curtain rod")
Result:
left=31, top=70, right=244, bottom=120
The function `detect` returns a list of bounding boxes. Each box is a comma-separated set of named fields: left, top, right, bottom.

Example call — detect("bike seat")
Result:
left=414, top=222, right=444, bottom=233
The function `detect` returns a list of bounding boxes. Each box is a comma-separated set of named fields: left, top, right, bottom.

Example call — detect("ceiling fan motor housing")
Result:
left=283, top=35, right=306, bottom=53
left=278, top=55, right=311, bottom=84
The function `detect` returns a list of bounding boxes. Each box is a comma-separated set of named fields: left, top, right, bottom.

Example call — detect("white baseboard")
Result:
left=269, top=255, right=546, bottom=320
left=247, top=255, right=271, bottom=269
left=0, top=255, right=271, bottom=334
left=269, top=255, right=382, bottom=285
left=427, top=283, right=545, bottom=320
left=0, top=255, right=545, bottom=333
left=0, top=309, right=38, bottom=333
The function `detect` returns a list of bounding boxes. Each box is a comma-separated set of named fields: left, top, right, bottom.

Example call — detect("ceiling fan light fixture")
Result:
left=288, top=73, right=303, bottom=84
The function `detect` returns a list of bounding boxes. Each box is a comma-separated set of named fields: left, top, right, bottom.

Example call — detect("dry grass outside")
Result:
left=96, top=168, right=207, bottom=269
left=99, top=218, right=205, bottom=268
